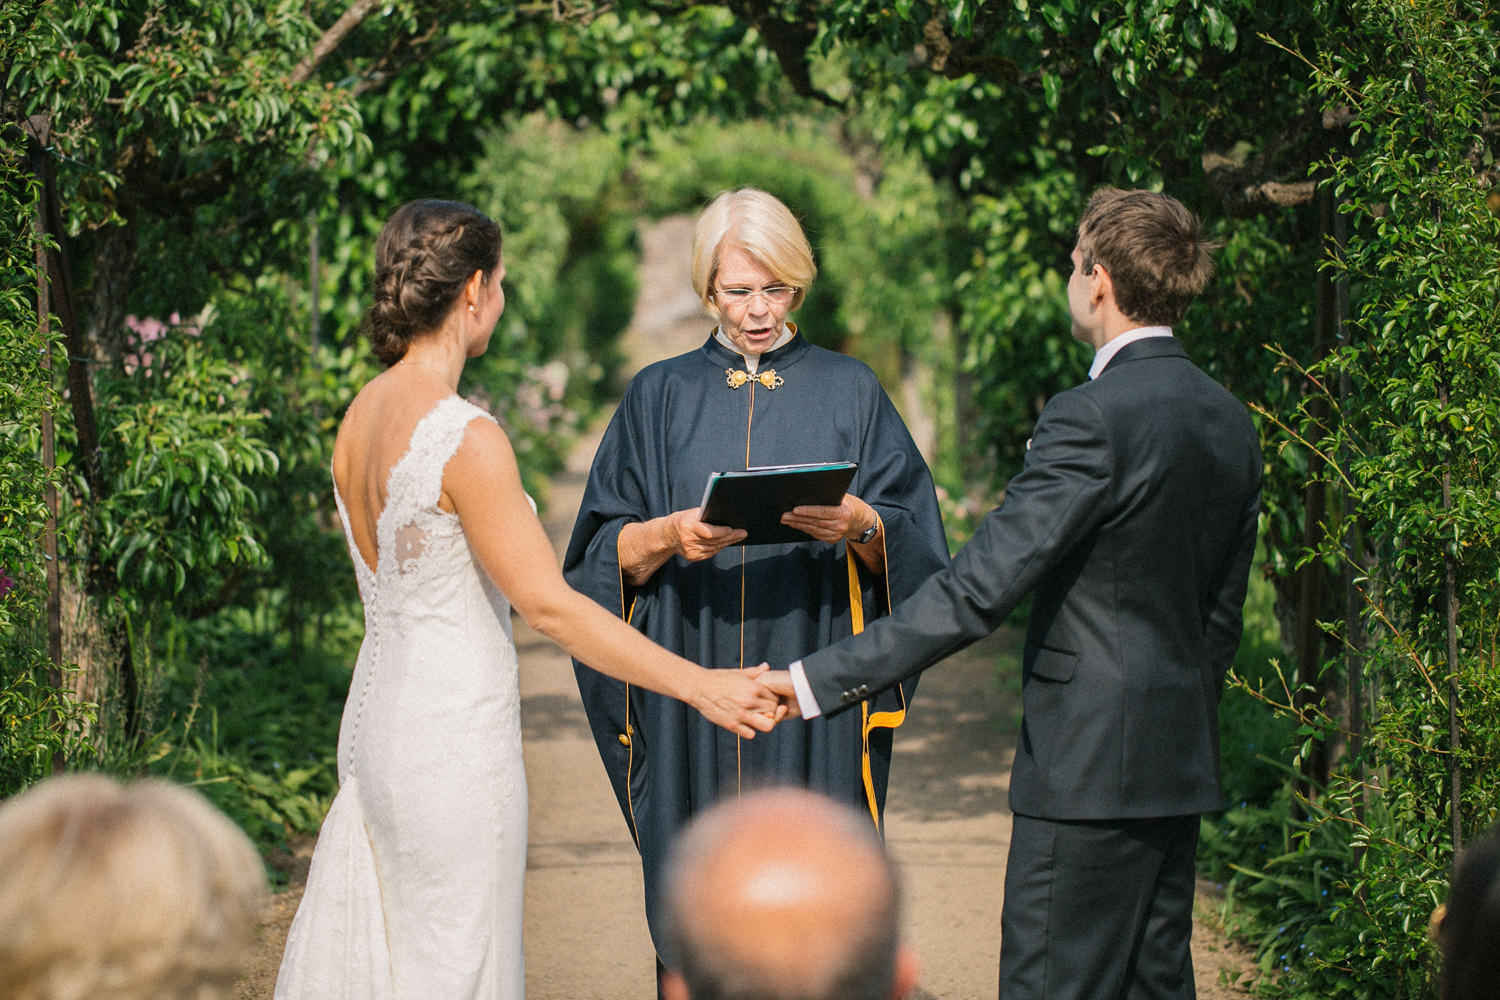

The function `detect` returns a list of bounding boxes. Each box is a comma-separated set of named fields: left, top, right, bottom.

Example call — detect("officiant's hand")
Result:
left=782, top=494, right=885, bottom=576
left=671, top=508, right=748, bottom=561
left=689, top=664, right=787, bottom=738
left=619, top=509, right=746, bottom=587
left=781, top=493, right=878, bottom=546
left=756, top=669, right=804, bottom=720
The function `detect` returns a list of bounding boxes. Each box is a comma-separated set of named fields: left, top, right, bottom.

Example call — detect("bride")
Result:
left=273, top=199, right=781, bottom=999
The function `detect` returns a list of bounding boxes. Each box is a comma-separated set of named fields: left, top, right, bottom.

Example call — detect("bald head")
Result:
left=660, top=788, right=915, bottom=1000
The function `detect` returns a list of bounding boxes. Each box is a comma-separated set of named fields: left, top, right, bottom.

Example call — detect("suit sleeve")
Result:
left=800, top=388, right=1115, bottom=716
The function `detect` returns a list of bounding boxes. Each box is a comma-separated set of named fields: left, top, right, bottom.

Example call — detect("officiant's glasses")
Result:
left=714, top=284, right=797, bottom=307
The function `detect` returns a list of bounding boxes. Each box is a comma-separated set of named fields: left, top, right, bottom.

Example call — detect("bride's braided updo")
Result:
left=367, top=199, right=503, bottom=367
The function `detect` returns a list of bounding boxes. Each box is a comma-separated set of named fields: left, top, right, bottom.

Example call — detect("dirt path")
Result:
left=237, top=216, right=1256, bottom=999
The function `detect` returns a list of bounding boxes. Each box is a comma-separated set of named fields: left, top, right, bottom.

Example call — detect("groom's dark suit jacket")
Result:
left=801, top=337, right=1261, bottom=820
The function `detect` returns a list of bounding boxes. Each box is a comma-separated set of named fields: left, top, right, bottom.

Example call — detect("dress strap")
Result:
left=381, top=397, right=494, bottom=521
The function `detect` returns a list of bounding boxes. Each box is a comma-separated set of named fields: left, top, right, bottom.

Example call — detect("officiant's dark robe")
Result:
left=563, top=331, right=949, bottom=951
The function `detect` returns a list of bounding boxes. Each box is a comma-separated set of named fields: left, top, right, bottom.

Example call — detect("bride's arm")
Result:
left=442, top=417, right=780, bottom=738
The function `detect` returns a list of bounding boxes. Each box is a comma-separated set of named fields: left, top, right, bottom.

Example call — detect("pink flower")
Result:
left=121, top=312, right=197, bottom=374
left=125, top=314, right=169, bottom=343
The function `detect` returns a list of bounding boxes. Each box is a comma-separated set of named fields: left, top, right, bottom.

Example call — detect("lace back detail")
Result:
left=335, top=395, right=499, bottom=780
left=376, top=396, right=496, bottom=585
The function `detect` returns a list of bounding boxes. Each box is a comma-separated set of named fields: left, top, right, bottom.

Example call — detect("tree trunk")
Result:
left=32, top=121, right=64, bottom=773
left=87, top=225, right=138, bottom=367
left=26, top=114, right=141, bottom=743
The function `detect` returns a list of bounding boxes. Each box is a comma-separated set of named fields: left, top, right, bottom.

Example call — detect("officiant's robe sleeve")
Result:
left=562, top=333, right=948, bottom=943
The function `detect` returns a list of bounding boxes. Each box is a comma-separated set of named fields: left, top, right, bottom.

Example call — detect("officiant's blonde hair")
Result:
left=691, top=188, right=818, bottom=317
left=0, top=774, right=266, bottom=1000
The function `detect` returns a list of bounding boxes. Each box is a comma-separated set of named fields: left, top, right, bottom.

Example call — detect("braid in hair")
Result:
left=367, top=200, right=503, bottom=366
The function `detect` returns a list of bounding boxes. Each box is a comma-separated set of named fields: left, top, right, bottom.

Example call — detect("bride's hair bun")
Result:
left=367, top=200, right=503, bottom=366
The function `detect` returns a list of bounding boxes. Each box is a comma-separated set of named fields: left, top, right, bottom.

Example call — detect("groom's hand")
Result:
left=691, top=664, right=785, bottom=737
left=754, top=668, right=803, bottom=720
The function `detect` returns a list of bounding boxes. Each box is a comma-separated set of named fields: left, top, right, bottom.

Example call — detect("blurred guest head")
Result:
left=1435, top=824, right=1500, bottom=1000
left=0, top=773, right=267, bottom=1000
left=659, top=786, right=918, bottom=1000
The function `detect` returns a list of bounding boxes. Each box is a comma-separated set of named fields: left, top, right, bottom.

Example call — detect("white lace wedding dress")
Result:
left=275, top=396, right=527, bottom=999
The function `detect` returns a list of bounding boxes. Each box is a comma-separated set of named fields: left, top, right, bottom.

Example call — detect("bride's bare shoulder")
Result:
left=331, top=374, right=386, bottom=479
left=331, top=370, right=449, bottom=487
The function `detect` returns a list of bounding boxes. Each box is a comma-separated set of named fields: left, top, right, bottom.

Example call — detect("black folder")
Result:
left=699, top=462, right=858, bottom=546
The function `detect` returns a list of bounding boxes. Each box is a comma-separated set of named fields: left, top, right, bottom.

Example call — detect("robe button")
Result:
left=618, top=732, right=632, bottom=748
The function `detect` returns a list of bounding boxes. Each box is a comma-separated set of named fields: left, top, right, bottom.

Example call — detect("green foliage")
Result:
left=1202, top=781, right=1448, bottom=999
left=956, top=171, right=1087, bottom=474
left=0, top=85, right=96, bottom=795
left=456, top=116, right=640, bottom=494
left=1205, top=3, right=1500, bottom=997
left=141, top=605, right=353, bottom=851
left=1318, top=0, right=1500, bottom=825
left=8, top=0, right=367, bottom=230
left=1216, top=574, right=1301, bottom=811
left=90, top=316, right=278, bottom=607
left=0, top=666, right=97, bottom=798
left=0, top=121, right=50, bottom=640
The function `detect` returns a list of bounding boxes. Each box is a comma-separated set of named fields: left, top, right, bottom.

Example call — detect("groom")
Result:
left=764, top=188, right=1262, bottom=1000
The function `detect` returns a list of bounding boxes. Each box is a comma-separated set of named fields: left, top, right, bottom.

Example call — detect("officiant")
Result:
left=563, top=187, right=949, bottom=977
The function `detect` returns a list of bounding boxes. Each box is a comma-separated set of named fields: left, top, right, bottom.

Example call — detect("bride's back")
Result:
left=332, top=373, right=457, bottom=575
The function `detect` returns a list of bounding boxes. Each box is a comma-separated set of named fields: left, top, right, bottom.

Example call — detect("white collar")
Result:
left=1088, top=326, right=1173, bottom=380
left=714, top=324, right=795, bottom=373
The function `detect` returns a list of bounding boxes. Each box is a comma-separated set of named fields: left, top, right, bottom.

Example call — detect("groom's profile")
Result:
left=767, top=188, right=1262, bottom=1000
left=657, top=787, right=919, bottom=1000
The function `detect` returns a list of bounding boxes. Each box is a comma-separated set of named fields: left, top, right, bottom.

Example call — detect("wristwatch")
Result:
left=855, top=521, right=879, bottom=545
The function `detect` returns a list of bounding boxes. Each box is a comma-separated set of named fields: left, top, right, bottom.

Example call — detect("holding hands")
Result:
left=690, top=665, right=787, bottom=738
left=687, top=667, right=803, bottom=735
left=756, top=669, right=803, bottom=719
left=626, top=493, right=875, bottom=733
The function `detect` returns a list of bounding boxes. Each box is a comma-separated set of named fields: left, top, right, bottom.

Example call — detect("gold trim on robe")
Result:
left=851, top=511, right=905, bottom=833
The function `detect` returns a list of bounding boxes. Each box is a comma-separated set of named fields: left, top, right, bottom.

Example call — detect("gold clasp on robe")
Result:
left=725, top=368, right=784, bottom=390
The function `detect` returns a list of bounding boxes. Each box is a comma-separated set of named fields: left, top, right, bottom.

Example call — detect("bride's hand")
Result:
left=689, top=664, right=786, bottom=738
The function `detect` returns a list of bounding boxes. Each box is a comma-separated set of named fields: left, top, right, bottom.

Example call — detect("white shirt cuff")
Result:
left=788, top=660, right=824, bottom=719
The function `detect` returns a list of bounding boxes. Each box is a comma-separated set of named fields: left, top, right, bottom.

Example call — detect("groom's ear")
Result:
left=1088, top=260, right=1114, bottom=309
left=661, top=968, right=692, bottom=1000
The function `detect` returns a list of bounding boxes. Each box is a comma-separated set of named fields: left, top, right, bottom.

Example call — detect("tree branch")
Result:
left=726, top=0, right=845, bottom=108
left=1202, top=110, right=1339, bottom=216
left=289, top=0, right=384, bottom=85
